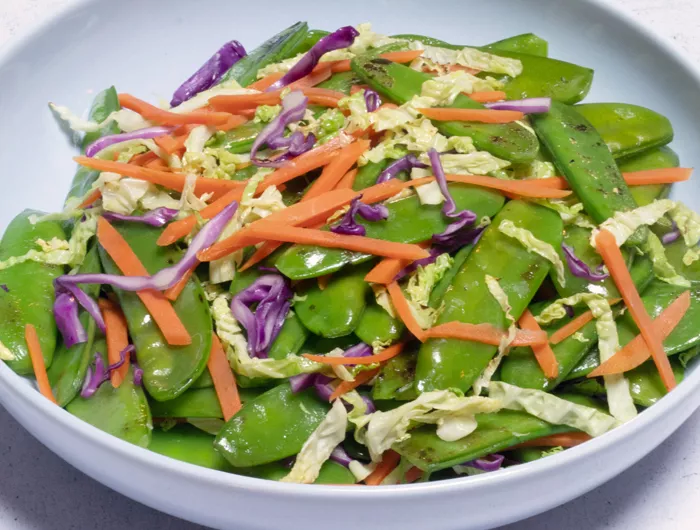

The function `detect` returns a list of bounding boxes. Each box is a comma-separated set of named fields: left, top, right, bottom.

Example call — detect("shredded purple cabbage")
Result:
left=267, top=26, right=359, bottom=92
left=364, top=89, right=381, bottom=112
left=289, top=372, right=317, bottom=393
left=330, top=196, right=389, bottom=236
left=132, top=360, right=144, bottom=387
left=84, top=126, right=175, bottom=158
left=564, top=304, right=575, bottom=319
left=230, top=275, right=293, bottom=358
left=53, top=292, right=86, bottom=348
left=80, top=345, right=134, bottom=398
left=485, top=97, right=551, bottom=114
left=463, top=454, right=505, bottom=472
left=561, top=243, right=609, bottom=282
left=375, top=154, right=428, bottom=185
left=101, top=207, right=179, bottom=228
left=330, top=445, right=353, bottom=467
left=314, top=374, right=335, bottom=401
left=343, top=342, right=373, bottom=358
left=0, top=284, right=8, bottom=292
left=257, top=266, right=278, bottom=273
left=170, top=40, right=246, bottom=107
left=662, top=228, right=681, bottom=245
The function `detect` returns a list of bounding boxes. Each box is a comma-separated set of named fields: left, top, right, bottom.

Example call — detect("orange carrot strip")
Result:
left=365, top=257, right=411, bottom=285
left=365, top=450, right=401, bottom=486
left=145, top=158, right=172, bottom=172
left=79, top=189, right=102, bottom=208
left=358, top=177, right=433, bottom=204
left=215, top=114, right=248, bottom=132
left=163, top=265, right=196, bottom=301
left=303, top=342, right=405, bottom=366
left=118, top=94, right=232, bottom=126
left=590, top=291, right=691, bottom=377
left=425, top=321, right=548, bottom=347
left=519, top=309, right=559, bottom=378
left=305, top=95, right=343, bottom=108
left=387, top=281, right=427, bottom=341
left=98, top=298, right=131, bottom=387
left=25, top=324, right=57, bottom=404
left=237, top=242, right=283, bottom=272
left=515, top=432, right=592, bottom=448
left=328, top=367, right=380, bottom=401
left=73, top=157, right=245, bottom=199
left=595, top=229, right=676, bottom=391
left=380, top=50, right=424, bottom=63
left=445, top=174, right=571, bottom=199
left=153, top=135, right=181, bottom=154
left=303, top=140, right=370, bottom=200
left=549, top=312, right=595, bottom=345
left=317, top=274, right=331, bottom=291
left=404, top=466, right=425, bottom=483
left=158, top=188, right=242, bottom=246
left=209, top=91, right=284, bottom=112
left=419, top=107, right=524, bottom=123
left=468, top=91, right=507, bottom=103
left=535, top=168, right=693, bottom=190
left=248, top=73, right=284, bottom=91
left=208, top=333, right=241, bottom=421
left=336, top=168, right=358, bottom=190
left=243, top=223, right=430, bottom=261
left=128, top=151, right=159, bottom=167
left=97, top=218, right=191, bottom=346
left=290, top=64, right=333, bottom=88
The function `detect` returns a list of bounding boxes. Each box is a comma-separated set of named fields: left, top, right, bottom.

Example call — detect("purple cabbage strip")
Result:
left=314, top=374, right=335, bottom=401
left=561, top=243, right=609, bottom=282
left=230, top=275, right=293, bottom=357
left=564, top=304, right=575, bottom=319
left=257, top=266, right=278, bottom=273
left=485, top=97, right=551, bottom=114
left=375, top=154, right=427, bottom=185
left=53, top=292, right=86, bottom=349
left=132, top=361, right=144, bottom=387
left=267, top=26, right=359, bottom=92
left=361, top=394, right=376, bottom=414
left=330, top=445, right=353, bottom=467
left=85, top=126, right=176, bottom=158
left=170, top=40, right=246, bottom=107
left=662, top=228, right=681, bottom=245
left=251, top=91, right=314, bottom=168
left=331, top=195, right=389, bottom=236
left=289, top=372, right=317, bottom=393
left=463, top=454, right=505, bottom=472
left=101, top=207, right=179, bottom=228
left=80, top=345, right=134, bottom=398
left=343, top=342, right=373, bottom=358
left=432, top=210, right=477, bottom=246
left=0, top=284, right=8, bottom=292
left=364, top=89, right=381, bottom=112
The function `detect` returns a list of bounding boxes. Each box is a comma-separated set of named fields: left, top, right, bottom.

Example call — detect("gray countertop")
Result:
left=1, top=1, right=700, bottom=528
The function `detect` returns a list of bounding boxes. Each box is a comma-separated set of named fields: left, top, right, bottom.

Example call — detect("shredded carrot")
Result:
left=25, top=324, right=57, bottom=404
left=468, top=91, right=507, bottom=103
left=197, top=188, right=358, bottom=262
left=209, top=92, right=284, bottom=112
left=365, top=257, right=411, bottom=285
left=549, top=312, right=595, bottom=345
left=128, top=151, right=159, bottom=167
left=97, top=217, right=192, bottom=346
left=73, top=157, right=245, bottom=199
left=317, top=274, right=331, bottom=291
left=118, top=93, right=233, bottom=126
left=336, top=168, right=358, bottom=190
left=290, top=64, right=333, bottom=88
left=425, top=321, right=549, bottom=347
left=248, top=73, right=284, bottom=91
left=79, top=189, right=102, bottom=209
left=153, top=135, right=182, bottom=155
left=519, top=309, right=559, bottom=379
left=419, top=107, right=525, bottom=123
left=158, top=187, right=242, bottom=246
left=303, top=140, right=370, bottom=200
left=163, top=265, right=195, bottom=301
left=328, top=367, right=380, bottom=401
left=515, top=432, right=592, bottom=448
left=535, top=168, right=693, bottom=190
left=304, top=342, right=405, bottom=366
left=404, top=466, right=425, bottom=483
left=365, top=450, right=401, bottom=486
left=145, top=158, right=172, bottom=172
left=242, top=223, right=430, bottom=261
left=595, top=229, right=676, bottom=391
left=98, top=298, right=130, bottom=388
left=208, top=333, right=241, bottom=421
left=380, top=50, right=424, bottom=64
left=387, top=281, right=427, bottom=341
left=215, top=114, right=248, bottom=132
left=590, top=291, right=691, bottom=377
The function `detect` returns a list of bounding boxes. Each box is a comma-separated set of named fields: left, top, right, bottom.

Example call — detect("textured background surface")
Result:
left=0, top=1, right=699, bottom=528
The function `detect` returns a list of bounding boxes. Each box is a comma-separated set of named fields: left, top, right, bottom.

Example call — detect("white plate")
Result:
left=0, top=0, right=699, bottom=529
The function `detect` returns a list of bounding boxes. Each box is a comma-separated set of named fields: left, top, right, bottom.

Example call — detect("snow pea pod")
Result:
left=350, top=55, right=539, bottom=163
left=392, top=33, right=548, bottom=58
left=428, top=244, right=475, bottom=308
left=372, top=348, right=418, bottom=401
left=664, top=239, right=700, bottom=284
left=190, top=370, right=214, bottom=389
left=575, top=103, right=674, bottom=161
left=0, top=210, right=65, bottom=375
left=295, top=264, right=371, bottom=338
left=354, top=302, right=404, bottom=346
left=207, top=122, right=265, bottom=155
left=531, top=101, right=647, bottom=247
left=618, top=146, right=678, bottom=207
left=301, top=333, right=360, bottom=354
left=317, top=71, right=359, bottom=95
left=149, top=386, right=262, bottom=419
left=274, top=184, right=505, bottom=280
left=352, top=160, right=390, bottom=191
left=215, top=383, right=330, bottom=467
left=236, top=460, right=355, bottom=484
left=149, top=425, right=233, bottom=471
left=415, top=201, right=563, bottom=393
left=66, top=87, right=121, bottom=202
left=287, top=28, right=329, bottom=56
left=99, top=223, right=212, bottom=401
left=218, top=21, right=309, bottom=87
left=268, top=312, right=309, bottom=359
left=66, top=339, right=152, bottom=447
left=47, top=244, right=102, bottom=406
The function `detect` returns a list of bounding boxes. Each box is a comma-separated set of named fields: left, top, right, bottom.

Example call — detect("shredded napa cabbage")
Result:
left=498, top=219, right=566, bottom=286
left=420, top=70, right=506, bottom=104
left=349, top=461, right=377, bottom=482
left=536, top=200, right=596, bottom=229
left=541, top=446, right=565, bottom=458
left=668, top=201, right=700, bottom=265
left=572, top=332, right=590, bottom=343
left=282, top=399, right=348, bottom=484
left=169, top=80, right=253, bottom=114
left=590, top=199, right=675, bottom=247
left=352, top=390, right=501, bottom=461
left=488, top=382, right=619, bottom=436
left=254, top=105, right=282, bottom=124
left=535, top=292, right=608, bottom=325
left=414, top=44, right=523, bottom=77
left=99, top=174, right=180, bottom=215
left=0, top=341, right=16, bottom=361
left=405, top=253, right=453, bottom=307
left=642, top=232, right=690, bottom=287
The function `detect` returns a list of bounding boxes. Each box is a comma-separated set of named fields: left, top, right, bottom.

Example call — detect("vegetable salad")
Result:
left=1, top=22, right=698, bottom=485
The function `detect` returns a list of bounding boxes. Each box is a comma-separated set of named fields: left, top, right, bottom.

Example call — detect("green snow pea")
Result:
left=351, top=55, right=538, bottom=163
left=506, top=446, right=552, bottom=464
left=287, top=28, right=329, bottom=56
left=531, top=101, right=647, bottom=247
left=99, top=223, right=212, bottom=401
left=317, top=71, right=359, bottom=95
left=619, top=146, right=678, bottom=207
left=149, top=425, right=232, bottom=471
left=207, top=122, right=265, bottom=155
left=215, top=383, right=329, bottom=467
left=236, top=460, right=355, bottom=484
left=428, top=243, right=475, bottom=308
left=392, top=32, right=548, bottom=57
left=372, top=348, right=418, bottom=401
left=664, top=239, right=700, bottom=284
left=352, top=160, right=390, bottom=191
left=275, top=184, right=505, bottom=279
left=354, top=302, right=404, bottom=346
left=67, top=339, right=152, bottom=447
left=576, top=103, right=674, bottom=161
left=47, top=244, right=102, bottom=406
left=0, top=210, right=65, bottom=375
left=294, top=264, right=371, bottom=338
left=268, top=312, right=310, bottom=359
left=415, top=201, right=563, bottom=393
left=66, top=87, right=121, bottom=202
left=301, top=333, right=360, bottom=354
left=391, top=34, right=592, bottom=104
left=190, top=370, right=214, bottom=389
left=149, top=386, right=262, bottom=419
left=218, top=22, right=309, bottom=87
